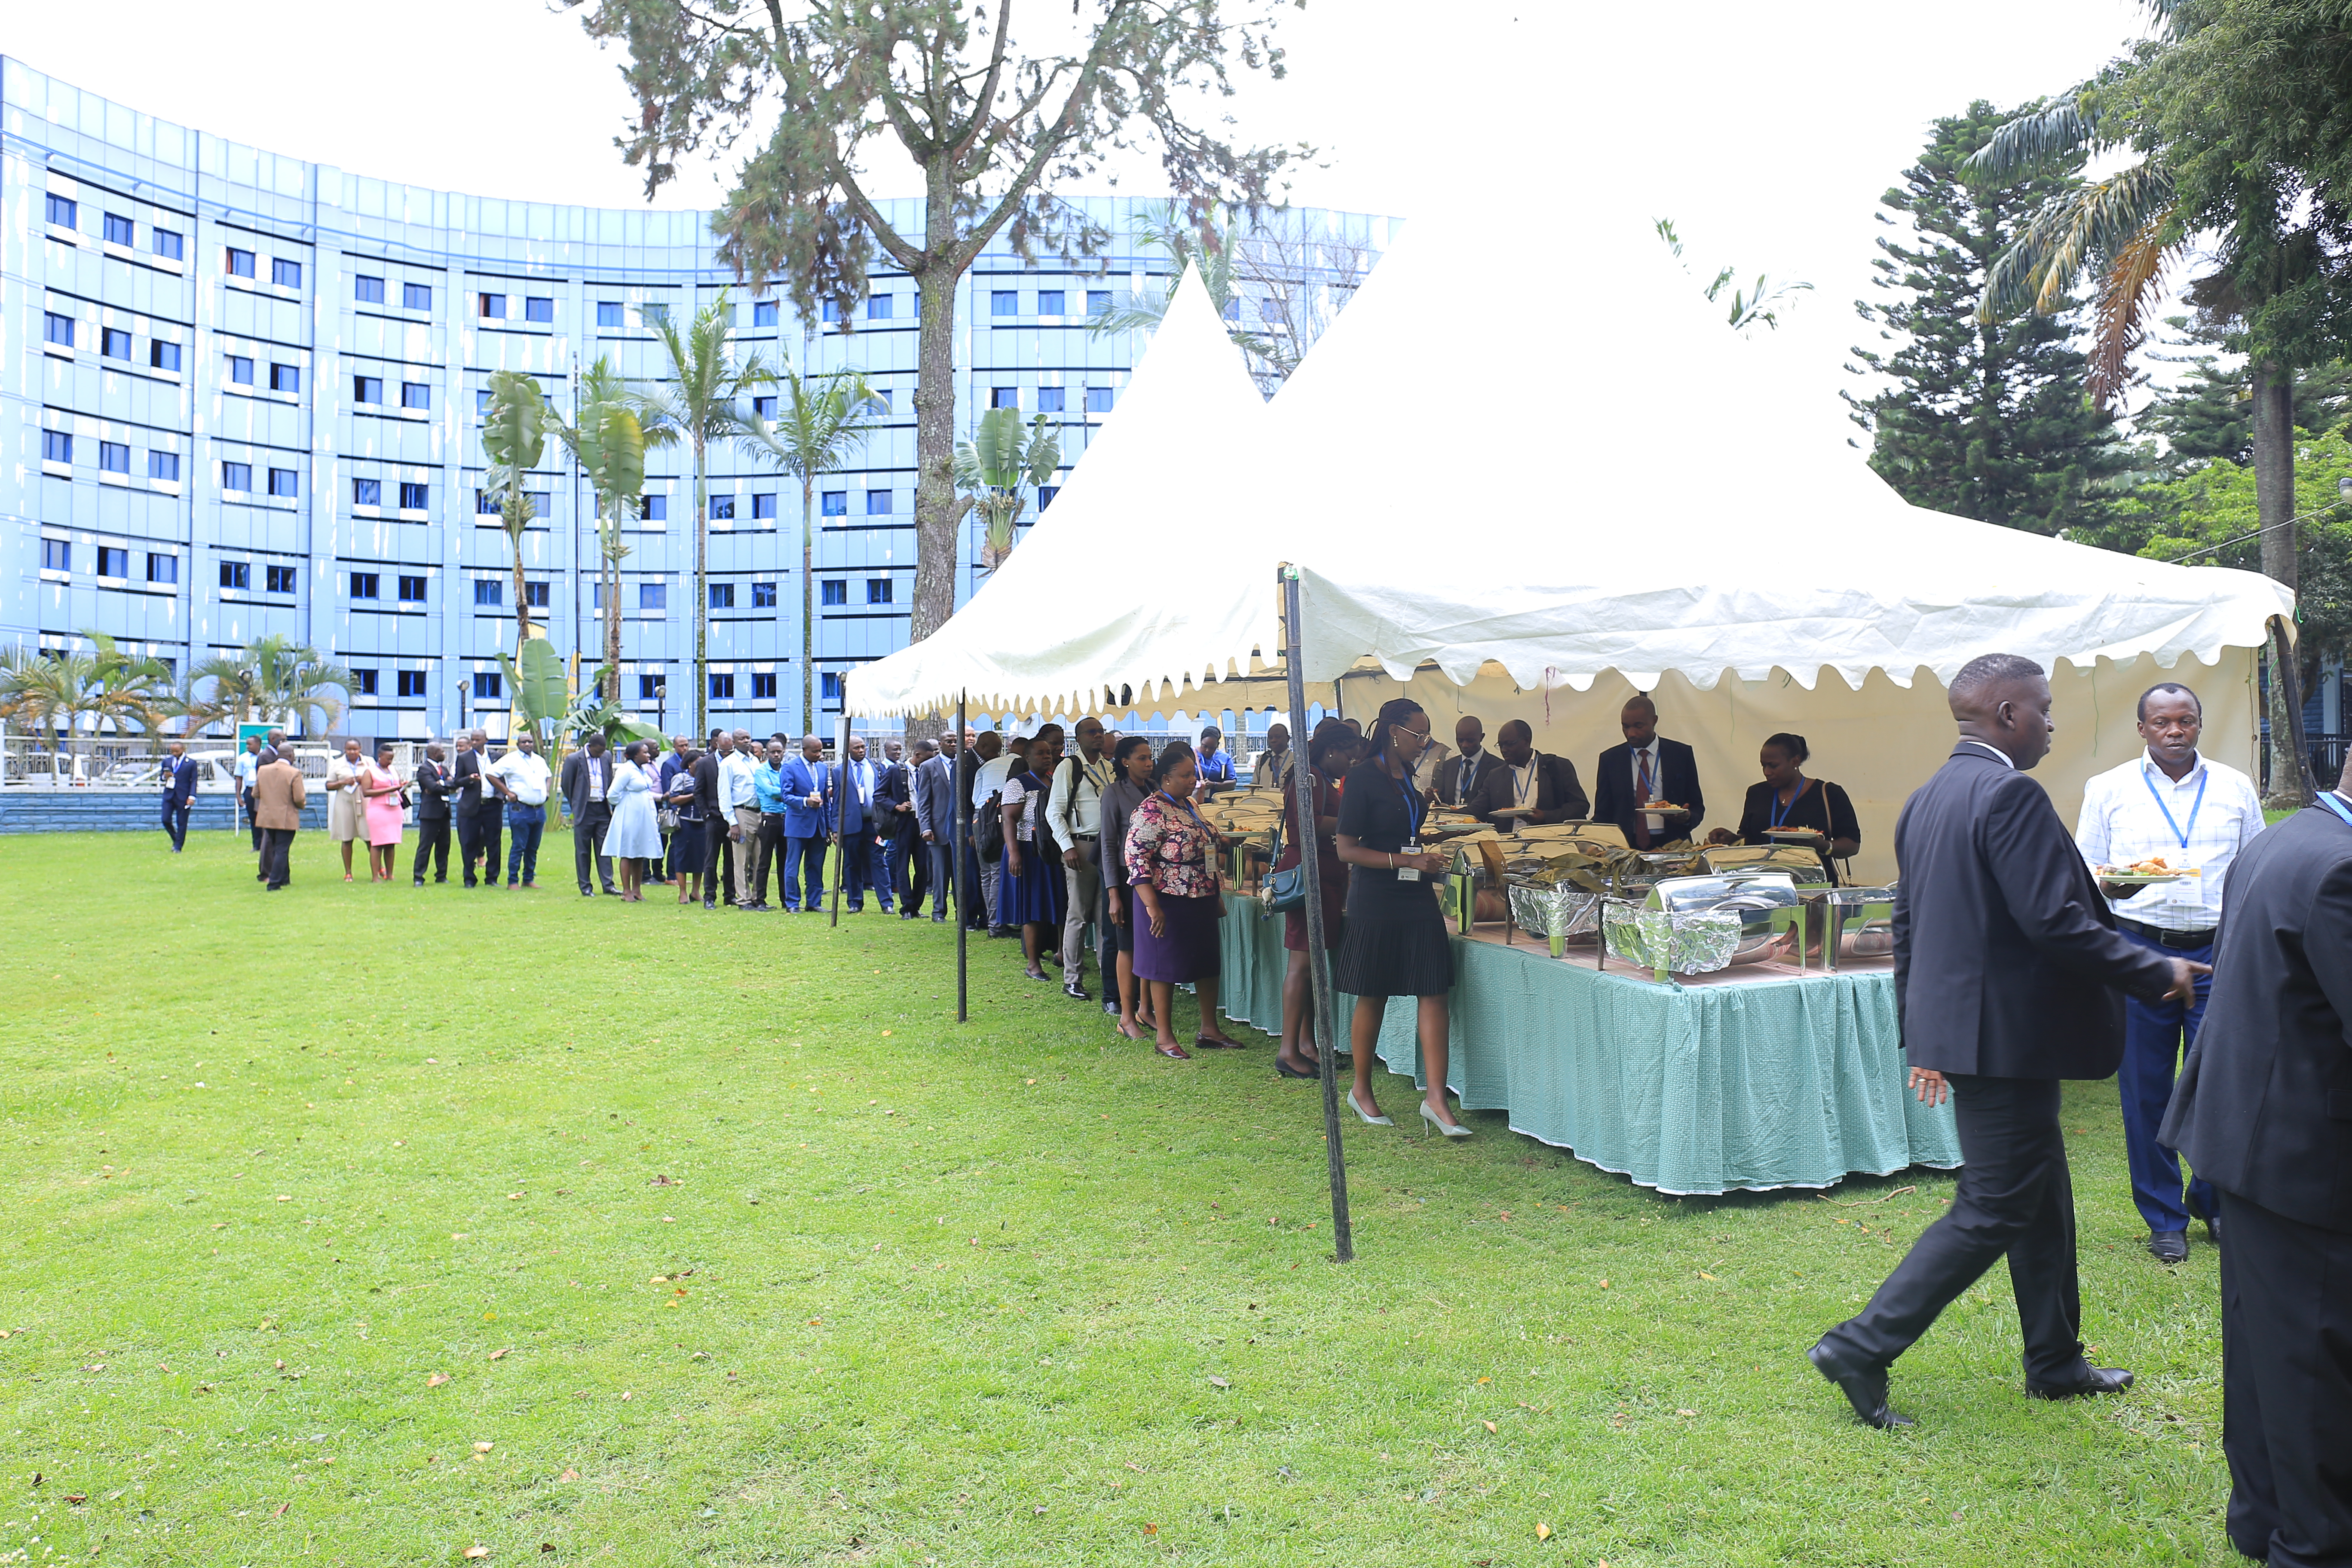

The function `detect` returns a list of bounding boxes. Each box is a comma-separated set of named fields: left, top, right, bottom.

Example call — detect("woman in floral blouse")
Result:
left=1124, top=742, right=1242, bottom=1059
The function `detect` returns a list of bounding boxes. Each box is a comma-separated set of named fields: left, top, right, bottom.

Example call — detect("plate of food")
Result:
left=2095, top=854, right=2202, bottom=884
left=1763, top=826, right=1826, bottom=840
left=1641, top=802, right=1690, bottom=815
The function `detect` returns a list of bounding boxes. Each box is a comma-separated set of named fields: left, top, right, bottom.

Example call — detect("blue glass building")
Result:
left=1, top=59, right=1391, bottom=738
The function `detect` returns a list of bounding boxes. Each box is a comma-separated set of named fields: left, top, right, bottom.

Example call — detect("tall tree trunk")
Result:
left=910, top=261, right=959, bottom=647
left=802, top=477, right=817, bottom=736
left=692, top=435, right=709, bottom=741
left=2253, top=359, right=2301, bottom=802
left=601, top=508, right=623, bottom=702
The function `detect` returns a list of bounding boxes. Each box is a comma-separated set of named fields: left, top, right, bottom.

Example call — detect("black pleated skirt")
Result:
left=1333, top=887, right=1455, bottom=998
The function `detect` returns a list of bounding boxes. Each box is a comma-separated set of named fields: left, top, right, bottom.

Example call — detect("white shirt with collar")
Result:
left=234, top=749, right=260, bottom=786
left=489, top=748, right=552, bottom=805
left=719, top=750, right=760, bottom=811
left=1958, top=739, right=2016, bottom=769
left=2075, top=748, right=2263, bottom=932
left=1048, top=750, right=1111, bottom=842
left=971, top=754, right=1014, bottom=811
left=1626, top=738, right=1666, bottom=798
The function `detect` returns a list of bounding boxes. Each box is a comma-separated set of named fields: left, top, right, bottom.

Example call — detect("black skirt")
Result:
left=1332, top=880, right=1454, bottom=998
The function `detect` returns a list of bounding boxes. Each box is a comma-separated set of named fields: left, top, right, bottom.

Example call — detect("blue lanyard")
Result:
left=2141, top=763, right=2208, bottom=851
left=1768, top=777, right=1811, bottom=829
left=1390, top=766, right=1423, bottom=843
left=1157, top=790, right=1210, bottom=839
left=2318, top=790, right=2352, bottom=829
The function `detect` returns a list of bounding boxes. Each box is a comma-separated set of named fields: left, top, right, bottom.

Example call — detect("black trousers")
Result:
left=1819, top=1074, right=2085, bottom=1383
left=888, top=828, right=918, bottom=910
left=260, top=827, right=297, bottom=888
left=413, top=817, right=450, bottom=882
left=457, top=812, right=501, bottom=888
left=243, top=787, right=261, bottom=851
left=704, top=814, right=735, bottom=901
left=573, top=803, right=616, bottom=893
left=751, top=813, right=787, bottom=902
left=2218, top=1189, right=2352, bottom=1567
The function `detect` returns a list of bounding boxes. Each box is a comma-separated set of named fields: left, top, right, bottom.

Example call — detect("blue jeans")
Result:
left=783, top=834, right=827, bottom=910
left=505, top=803, right=545, bottom=886
left=2119, top=924, right=2217, bottom=1232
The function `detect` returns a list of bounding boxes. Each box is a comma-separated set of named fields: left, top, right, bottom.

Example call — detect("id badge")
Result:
left=1396, top=839, right=1422, bottom=882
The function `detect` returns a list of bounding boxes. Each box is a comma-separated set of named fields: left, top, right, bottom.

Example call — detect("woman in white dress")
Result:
left=600, top=741, right=663, bottom=901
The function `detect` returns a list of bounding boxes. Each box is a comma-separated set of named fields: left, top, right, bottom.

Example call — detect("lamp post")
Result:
left=655, top=677, right=667, bottom=737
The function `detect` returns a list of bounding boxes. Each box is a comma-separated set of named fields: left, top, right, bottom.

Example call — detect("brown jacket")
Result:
left=254, top=758, right=308, bottom=830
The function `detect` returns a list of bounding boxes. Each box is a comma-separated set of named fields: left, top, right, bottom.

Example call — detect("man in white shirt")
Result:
left=1249, top=723, right=1293, bottom=789
left=970, top=731, right=1018, bottom=932
left=484, top=732, right=554, bottom=889
left=1432, top=716, right=1491, bottom=807
left=720, top=731, right=763, bottom=909
left=234, top=735, right=264, bottom=851
left=1046, top=716, right=1112, bottom=1000
left=2074, top=680, right=2265, bottom=1262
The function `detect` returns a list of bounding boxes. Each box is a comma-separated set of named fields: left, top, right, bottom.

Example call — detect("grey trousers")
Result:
left=1061, top=852, right=1102, bottom=984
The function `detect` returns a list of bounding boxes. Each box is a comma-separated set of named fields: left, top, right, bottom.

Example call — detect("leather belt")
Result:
left=2118, top=917, right=2216, bottom=949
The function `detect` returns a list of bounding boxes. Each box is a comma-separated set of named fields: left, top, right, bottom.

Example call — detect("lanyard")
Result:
left=1768, top=777, right=1812, bottom=829
left=1511, top=761, right=1537, bottom=807
left=1156, top=790, right=1210, bottom=856
left=1636, top=747, right=1655, bottom=799
left=2318, top=790, right=2352, bottom=829
left=1459, top=750, right=1484, bottom=800
left=2141, top=764, right=2208, bottom=851
left=1390, top=765, right=1423, bottom=842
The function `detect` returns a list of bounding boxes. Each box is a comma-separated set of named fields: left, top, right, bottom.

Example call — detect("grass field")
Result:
left=0, top=826, right=2233, bottom=1565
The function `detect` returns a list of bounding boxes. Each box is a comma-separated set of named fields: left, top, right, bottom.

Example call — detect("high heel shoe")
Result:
left=1419, top=1102, right=1474, bottom=1139
left=1348, top=1091, right=1392, bottom=1127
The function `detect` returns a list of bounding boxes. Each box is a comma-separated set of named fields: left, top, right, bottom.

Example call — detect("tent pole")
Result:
left=956, top=692, right=969, bottom=1024
left=831, top=714, right=849, bottom=927
left=1282, top=565, right=1355, bottom=1264
left=2272, top=615, right=2320, bottom=805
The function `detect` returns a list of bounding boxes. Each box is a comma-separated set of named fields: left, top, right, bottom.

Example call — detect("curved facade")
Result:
left=2, top=58, right=1392, bottom=738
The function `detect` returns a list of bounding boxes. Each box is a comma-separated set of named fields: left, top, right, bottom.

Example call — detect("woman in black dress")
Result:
left=1705, top=731, right=1861, bottom=882
left=1333, top=698, right=1471, bottom=1137
left=1274, top=718, right=1357, bottom=1080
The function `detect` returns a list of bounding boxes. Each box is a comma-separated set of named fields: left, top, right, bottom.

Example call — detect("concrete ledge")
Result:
left=0, top=793, right=327, bottom=834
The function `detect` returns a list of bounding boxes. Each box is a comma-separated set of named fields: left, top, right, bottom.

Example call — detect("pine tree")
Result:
left=1844, top=101, right=2135, bottom=534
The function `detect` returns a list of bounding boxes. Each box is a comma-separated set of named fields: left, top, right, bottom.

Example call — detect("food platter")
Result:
left=2095, top=855, right=2200, bottom=885
left=1763, top=826, right=1826, bottom=841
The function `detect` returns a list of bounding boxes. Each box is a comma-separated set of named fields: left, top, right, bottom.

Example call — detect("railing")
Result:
left=2310, top=733, right=2350, bottom=790
left=0, top=733, right=422, bottom=789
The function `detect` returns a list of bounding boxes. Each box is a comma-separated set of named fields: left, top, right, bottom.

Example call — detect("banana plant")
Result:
left=497, top=635, right=570, bottom=754
left=481, top=370, right=550, bottom=648
left=564, top=666, right=667, bottom=750
left=552, top=358, right=657, bottom=700
left=955, top=408, right=1061, bottom=573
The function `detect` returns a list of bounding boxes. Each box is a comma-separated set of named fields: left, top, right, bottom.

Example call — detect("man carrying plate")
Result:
left=2073, top=680, right=2265, bottom=1264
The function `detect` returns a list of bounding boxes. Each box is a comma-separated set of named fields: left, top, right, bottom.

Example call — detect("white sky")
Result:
left=6, top=0, right=2163, bottom=431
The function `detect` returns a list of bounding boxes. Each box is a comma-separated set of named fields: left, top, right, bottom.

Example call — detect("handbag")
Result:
left=1261, top=820, right=1309, bottom=914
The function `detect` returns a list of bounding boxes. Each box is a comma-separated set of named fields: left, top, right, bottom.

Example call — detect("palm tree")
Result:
left=1088, top=202, right=1291, bottom=373
left=627, top=290, right=770, bottom=738
left=553, top=356, right=665, bottom=700
left=955, top=409, right=1061, bottom=575
left=82, top=631, right=174, bottom=735
left=0, top=643, right=98, bottom=756
left=187, top=634, right=356, bottom=735
left=742, top=364, right=878, bottom=732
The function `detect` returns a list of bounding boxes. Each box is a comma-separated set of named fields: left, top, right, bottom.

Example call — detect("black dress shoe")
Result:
left=2148, top=1229, right=2189, bottom=1264
left=2025, top=1366, right=2133, bottom=1399
left=1064, top=982, right=1091, bottom=1002
left=1808, top=1340, right=1914, bottom=1429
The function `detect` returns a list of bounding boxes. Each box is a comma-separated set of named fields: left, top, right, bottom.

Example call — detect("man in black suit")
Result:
left=411, top=742, right=453, bottom=885
left=1591, top=694, right=1703, bottom=846
left=158, top=740, right=199, bottom=851
left=1465, top=720, right=1589, bottom=825
left=1808, top=653, right=2203, bottom=1429
left=876, top=738, right=919, bottom=915
left=561, top=735, right=620, bottom=896
left=2160, top=789, right=2352, bottom=1564
left=452, top=730, right=501, bottom=889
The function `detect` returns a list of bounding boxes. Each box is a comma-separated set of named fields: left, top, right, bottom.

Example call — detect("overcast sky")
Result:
left=6, top=0, right=2165, bottom=432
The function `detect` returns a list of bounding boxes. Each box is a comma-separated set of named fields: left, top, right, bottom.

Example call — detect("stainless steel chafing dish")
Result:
left=1700, top=843, right=1834, bottom=887
left=1814, top=884, right=1897, bottom=971
left=1599, top=870, right=1804, bottom=982
left=1507, top=882, right=1606, bottom=957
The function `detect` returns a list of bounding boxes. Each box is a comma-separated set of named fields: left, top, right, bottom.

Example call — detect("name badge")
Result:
left=1396, top=839, right=1422, bottom=882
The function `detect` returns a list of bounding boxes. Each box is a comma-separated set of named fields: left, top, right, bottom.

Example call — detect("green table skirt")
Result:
left=1216, top=909, right=1959, bottom=1196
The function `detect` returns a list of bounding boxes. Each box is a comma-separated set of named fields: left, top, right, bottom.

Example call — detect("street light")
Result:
left=655, top=677, right=667, bottom=737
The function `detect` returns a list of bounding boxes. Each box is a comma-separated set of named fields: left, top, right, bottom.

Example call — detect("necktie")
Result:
left=1633, top=749, right=1655, bottom=849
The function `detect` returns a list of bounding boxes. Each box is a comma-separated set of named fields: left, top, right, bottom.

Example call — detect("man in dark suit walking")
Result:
left=452, top=731, right=500, bottom=889
left=2160, top=787, right=2352, bottom=1565
left=561, top=735, right=620, bottom=896
left=1808, top=653, right=2203, bottom=1428
left=411, top=742, right=453, bottom=885
left=1592, top=694, right=1703, bottom=846
left=158, top=740, right=198, bottom=851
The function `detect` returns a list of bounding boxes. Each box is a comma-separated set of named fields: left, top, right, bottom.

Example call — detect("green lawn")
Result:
left=0, top=827, right=2231, bottom=1565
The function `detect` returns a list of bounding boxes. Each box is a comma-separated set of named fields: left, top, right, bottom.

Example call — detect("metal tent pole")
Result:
left=831, top=713, right=850, bottom=926
left=1281, top=565, right=1354, bottom=1263
left=956, top=692, right=969, bottom=1023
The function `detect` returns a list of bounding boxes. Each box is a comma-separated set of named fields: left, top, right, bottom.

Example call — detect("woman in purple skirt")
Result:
left=1124, top=742, right=1242, bottom=1059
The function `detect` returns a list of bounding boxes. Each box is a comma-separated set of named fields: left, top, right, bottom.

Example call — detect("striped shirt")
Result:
left=2074, top=750, right=2264, bottom=932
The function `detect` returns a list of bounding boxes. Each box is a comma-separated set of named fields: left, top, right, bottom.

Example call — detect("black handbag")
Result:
left=1261, top=794, right=1310, bottom=914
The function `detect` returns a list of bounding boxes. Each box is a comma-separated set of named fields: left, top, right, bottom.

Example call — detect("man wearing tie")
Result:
left=1467, top=720, right=1589, bottom=825
left=561, top=734, right=622, bottom=897
left=913, top=736, right=958, bottom=922
left=778, top=734, right=833, bottom=914
left=877, top=738, right=917, bottom=915
left=1432, top=716, right=1491, bottom=808
left=411, top=741, right=453, bottom=885
left=158, top=739, right=198, bottom=852
left=1592, top=694, right=1703, bottom=846
left=452, top=731, right=501, bottom=889
left=837, top=735, right=885, bottom=913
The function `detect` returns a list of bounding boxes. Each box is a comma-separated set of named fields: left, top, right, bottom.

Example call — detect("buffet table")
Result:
left=1216, top=909, right=1960, bottom=1195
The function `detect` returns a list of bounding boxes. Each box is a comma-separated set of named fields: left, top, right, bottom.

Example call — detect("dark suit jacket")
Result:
left=2160, top=805, right=2352, bottom=1231
left=914, top=754, right=957, bottom=839
left=561, top=749, right=615, bottom=821
left=159, top=755, right=198, bottom=808
left=1592, top=738, right=1704, bottom=841
left=1466, top=752, right=1591, bottom=824
left=876, top=759, right=916, bottom=839
left=414, top=756, right=453, bottom=821
left=1893, top=743, right=2174, bottom=1078
left=452, top=749, right=489, bottom=821
left=1435, top=748, right=1497, bottom=806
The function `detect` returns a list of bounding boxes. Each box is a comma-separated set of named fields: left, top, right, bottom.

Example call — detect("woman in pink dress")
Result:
left=360, top=742, right=409, bottom=882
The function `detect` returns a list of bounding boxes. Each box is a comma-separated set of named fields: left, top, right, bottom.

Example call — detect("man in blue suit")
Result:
left=836, top=735, right=888, bottom=913
left=777, top=733, right=834, bottom=913
left=159, top=740, right=199, bottom=851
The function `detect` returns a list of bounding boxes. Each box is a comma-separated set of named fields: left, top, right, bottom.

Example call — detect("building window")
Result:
left=1037, top=484, right=1059, bottom=510
left=639, top=582, right=667, bottom=610
left=353, top=478, right=383, bottom=507
left=42, top=539, right=70, bottom=573
left=474, top=579, right=502, bottom=606
left=475, top=488, right=499, bottom=515
left=753, top=580, right=778, bottom=608
left=865, top=490, right=893, bottom=515
left=991, top=386, right=1018, bottom=409
left=752, top=300, right=778, bottom=327
left=520, top=580, right=547, bottom=608
left=221, top=461, right=254, bottom=492
left=709, top=582, right=735, bottom=609
left=596, top=301, right=624, bottom=327
left=475, top=389, right=493, bottom=419
left=103, top=212, right=134, bottom=246
left=402, top=282, right=433, bottom=311
left=867, top=295, right=894, bottom=321
left=41, top=430, right=72, bottom=464
left=147, top=552, right=177, bottom=584
left=991, top=291, right=1018, bottom=317
left=227, top=355, right=253, bottom=385
left=709, top=495, right=735, bottom=521
left=821, top=579, right=848, bottom=606
left=401, top=382, right=429, bottom=410
left=218, top=560, right=248, bottom=589
left=821, top=299, right=842, bottom=323
left=273, top=258, right=303, bottom=288
left=1086, top=385, right=1115, bottom=413
left=353, top=668, right=379, bottom=697
left=46, top=193, right=77, bottom=228
left=752, top=395, right=777, bottom=420
left=350, top=571, right=380, bottom=600
left=397, top=670, right=427, bottom=698
left=267, top=469, right=298, bottom=498
left=866, top=577, right=893, bottom=604
left=638, top=674, right=662, bottom=701
left=98, top=546, right=130, bottom=578
left=524, top=297, right=554, bottom=323
left=150, top=340, right=182, bottom=371
left=1088, top=290, right=1113, bottom=315
left=752, top=493, right=776, bottom=521
left=99, top=441, right=130, bottom=474
left=861, top=389, right=892, bottom=416
left=709, top=673, right=736, bottom=700
left=43, top=312, right=74, bottom=348
left=266, top=564, right=298, bottom=594
left=398, top=574, right=427, bottom=602
left=821, top=672, right=844, bottom=701
left=751, top=672, right=778, bottom=700
left=473, top=671, right=502, bottom=700
left=149, top=451, right=180, bottom=481
left=226, top=247, right=255, bottom=278
left=641, top=302, right=670, bottom=326
left=1037, top=290, right=1065, bottom=315
left=153, top=227, right=183, bottom=260
left=101, top=327, right=132, bottom=360
left=355, top=275, right=385, bottom=304
left=820, top=490, right=847, bottom=517
left=640, top=495, right=668, bottom=522
left=479, top=293, right=505, bottom=318
left=270, top=363, right=300, bottom=394
left=354, top=375, right=383, bottom=404
left=399, top=481, right=429, bottom=510
left=1036, top=386, right=1065, bottom=413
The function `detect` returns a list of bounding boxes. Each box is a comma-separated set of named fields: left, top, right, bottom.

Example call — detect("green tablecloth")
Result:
left=1216, top=909, right=1959, bottom=1196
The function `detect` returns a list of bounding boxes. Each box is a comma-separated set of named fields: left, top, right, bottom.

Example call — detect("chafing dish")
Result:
left=1603, top=871, right=1804, bottom=982
left=1507, top=882, right=1606, bottom=958
left=1813, top=884, right=1897, bottom=971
